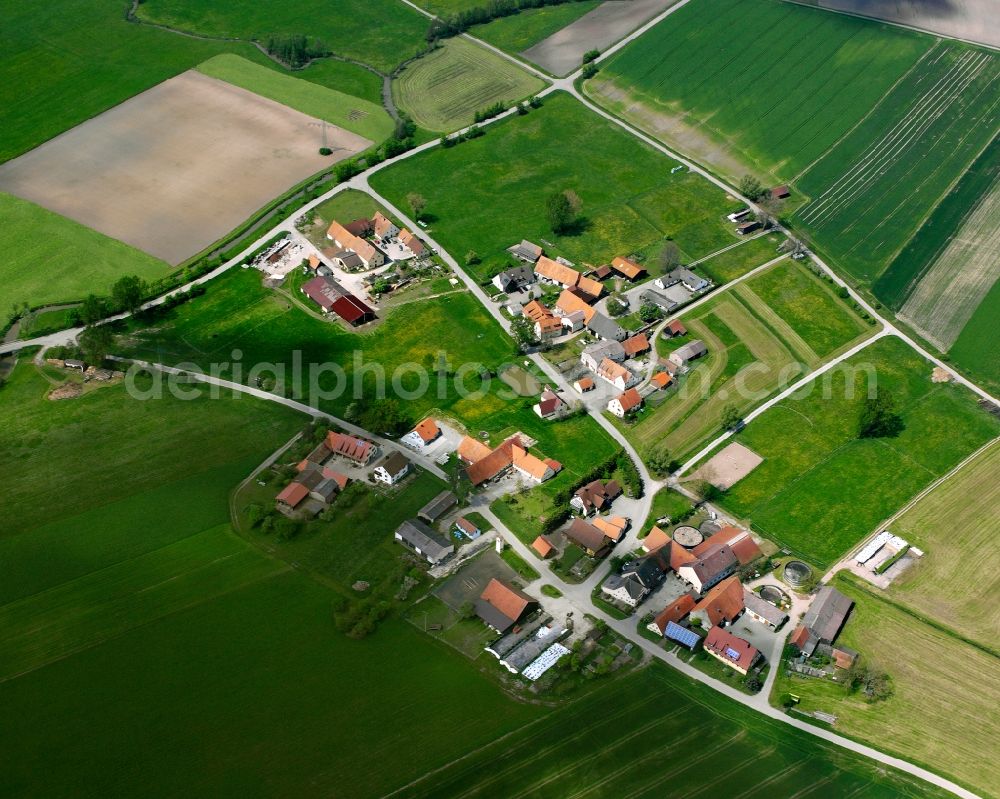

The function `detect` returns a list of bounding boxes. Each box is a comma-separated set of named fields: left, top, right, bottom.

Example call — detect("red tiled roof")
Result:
left=330, top=294, right=374, bottom=325
left=535, top=255, right=581, bottom=287
left=622, top=333, right=650, bottom=357
left=616, top=387, right=643, bottom=411
left=277, top=481, right=309, bottom=508
left=789, top=624, right=810, bottom=650
left=666, top=320, right=687, bottom=336
left=694, top=576, right=744, bottom=627
left=642, top=526, right=672, bottom=553
left=326, top=431, right=374, bottom=464
left=704, top=625, right=758, bottom=671
left=611, top=256, right=646, bottom=280
left=414, top=417, right=441, bottom=444
left=456, top=516, right=479, bottom=534
left=651, top=372, right=672, bottom=389
left=652, top=594, right=696, bottom=633
left=532, top=536, right=555, bottom=558
left=576, top=377, right=595, bottom=391
left=457, top=435, right=492, bottom=464
left=694, top=526, right=762, bottom=565
left=321, top=468, right=349, bottom=489
left=576, top=275, right=604, bottom=299
left=479, top=578, right=534, bottom=624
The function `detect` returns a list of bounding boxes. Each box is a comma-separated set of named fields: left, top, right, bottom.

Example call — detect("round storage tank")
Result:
left=783, top=560, right=812, bottom=587
left=673, top=525, right=703, bottom=548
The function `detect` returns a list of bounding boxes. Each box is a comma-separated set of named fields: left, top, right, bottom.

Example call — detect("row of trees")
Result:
left=426, top=0, right=589, bottom=41
left=264, top=35, right=330, bottom=69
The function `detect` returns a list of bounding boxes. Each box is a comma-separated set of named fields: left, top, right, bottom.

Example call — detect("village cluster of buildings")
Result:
left=458, top=433, right=562, bottom=487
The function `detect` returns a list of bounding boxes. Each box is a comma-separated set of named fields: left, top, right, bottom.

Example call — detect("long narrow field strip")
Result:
left=393, top=38, right=544, bottom=132
left=588, top=0, right=932, bottom=182
left=734, top=284, right=820, bottom=368
left=712, top=336, right=1000, bottom=567
left=898, top=169, right=1000, bottom=350
left=888, top=440, right=1000, bottom=649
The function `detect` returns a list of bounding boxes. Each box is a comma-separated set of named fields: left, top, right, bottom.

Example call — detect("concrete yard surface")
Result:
left=521, top=0, right=680, bottom=76
left=0, top=71, right=371, bottom=265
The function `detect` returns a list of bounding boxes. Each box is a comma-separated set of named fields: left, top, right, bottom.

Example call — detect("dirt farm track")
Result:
left=0, top=71, right=370, bottom=265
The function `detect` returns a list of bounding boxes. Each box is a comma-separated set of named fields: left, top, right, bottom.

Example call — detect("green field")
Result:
left=371, top=92, right=744, bottom=281
left=697, top=232, right=785, bottom=284
left=394, top=38, right=544, bottom=132
left=588, top=0, right=1000, bottom=287
left=198, top=54, right=393, bottom=142
left=398, top=660, right=955, bottom=799
left=473, top=1, right=602, bottom=54
left=590, top=0, right=931, bottom=184
left=888, top=441, right=1000, bottom=650
left=949, top=274, right=1000, bottom=394
left=772, top=575, right=1000, bottom=799
left=622, top=258, right=872, bottom=462
left=289, top=57, right=386, bottom=105
left=136, top=0, right=429, bottom=73
left=709, top=336, right=1000, bottom=566
left=0, top=193, right=172, bottom=319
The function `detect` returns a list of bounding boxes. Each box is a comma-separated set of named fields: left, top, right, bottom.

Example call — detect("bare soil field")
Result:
left=521, top=0, right=679, bottom=76
left=804, top=0, right=1000, bottom=49
left=0, top=71, right=370, bottom=265
left=899, top=171, right=1000, bottom=350
left=692, top=442, right=763, bottom=490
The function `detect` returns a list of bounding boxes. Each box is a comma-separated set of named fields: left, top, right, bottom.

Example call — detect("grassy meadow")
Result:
left=198, top=54, right=393, bottom=142
left=136, top=0, right=428, bottom=73
left=472, top=1, right=602, bottom=54
left=393, top=38, right=545, bottom=132
left=371, top=92, right=744, bottom=281
left=706, top=336, right=1000, bottom=566
left=772, top=574, right=1000, bottom=799
left=888, top=441, right=1000, bottom=650
left=620, top=258, right=873, bottom=463
left=697, top=231, right=785, bottom=284
left=0, top=193, right=173, bottom=316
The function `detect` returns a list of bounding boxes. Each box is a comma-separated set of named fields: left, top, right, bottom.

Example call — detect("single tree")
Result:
left=458, top=600, right=476, bottom=620
left=545, top=190, right=579, bottom=235
left=658, top=241, right=681, bottom=274
left=465, top=250, right=480, bottom=266
left=647, top=444, right=678, bottom=478
left=739, top=175, right=764, bottom=201
left=79, top=294, right=106, bottom=325
left=606, top=296, right=629, bottom=317
left=721, top=403, right=742, bottom=431
left=638, top=301, right=661, bottom=323
left=78, top=324, right=113, bottom=366
left=858, top=390, right=905, bottom=439
left=407, top=192, right=427, bottom=220
left=111, top=275, right=145, bottom=315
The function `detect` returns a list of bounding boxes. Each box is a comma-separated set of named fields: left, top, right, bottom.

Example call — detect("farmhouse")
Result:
left=592, top=516, right=629, bottom=543
left=597, top=358, right=637, bottom=391
left=326, top=219, right=385, bottom=268
left=372, top=211, right=399, bottom=242
left=493, top=265, right=536, bottom=293
left=694, top=526, right=762, bottom=566
left=690, top=576, right=744, bottom=627
left=394, top=519, right=454, bottom=565
left=601, top=549, right=669, bottom=607
left=586, top=313, right=627, bottom=342
left=326, top=431, right=377, bottom=466
left=460, top=436, right=560, bottom=486
left=476, top=579, right=538, bottom=634
left=418, top=490, right=458, bottom=523
left=565, top=518, right=613, bottom=557
left=641, top=525, right=673, bottom=553
left=608, top=388, right=643, bottom=418
left=535, top=313, right=563, bottom=341
left=704, top=626, right=759, bottom=675
left=533, top=387, right=568, bottom=419
left=401, top=417, right=441, bottom=449
left=611, top=256, right=647, bottom=281
left=743, top=588, right=788, bottom=629
left=571, top=479, right=622, bottom=515
left=581, top=340, right=626, bottom=371
left=677, top=544, right=737, bottom=593
left=454, top=517, right=481, bottom=539
left=622, top=333, right=650, bottom=358
left=275, top=460, right=345, bottom=516
left=651, top=372, right=673, bottom=390
left=535, top=255, right=581, bottom=287
left=372, top=451, right=410, bottom=485
left=574, top=377, right=595, bottom=393
left=399, top=229, right=425, bottom=256
left=507, top=239, right=543, bottom=263
left=555, top=290, right=596, bottom=324
left=669, top=339, right=708, bottom=369
left=648, top=593, right=697, bottom=635
left=676, top=268, right=710, bottom=292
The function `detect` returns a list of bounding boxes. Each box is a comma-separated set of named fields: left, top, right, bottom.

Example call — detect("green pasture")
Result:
left=712, top=336, right=1000, bottom=566
left=473, top=1, right=602, bottom=54
left=291, top=57, right=386, bottom=106
left=393, top=37, right=544, bottom=132
left=0, top=193, right=173, bottom=316
left=136, top=0, right=428, bottom=73
left=371, top=92, right=742, bottom=281
left=198, top=54, right=393, bottom=142
left=698, top=232, right=785, bottom=284
left=949, top=276, right=1000, bottom=394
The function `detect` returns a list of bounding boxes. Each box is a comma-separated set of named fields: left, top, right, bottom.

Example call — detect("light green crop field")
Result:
left=621, top=258, right=872, bottom=462
left=888, top=440, right=1000, bottom=649
left=290, top=58, right=386, bottom=106
left=772, top=574, right=1000, bottom=799
left=697, top=232, right=785, bottom=284
left=393, top=38, right=545, bottom=132
left=710, top=336, right=1000, bottom=566
left=588, top=0, right=1000, bottom=287
left=371, top=92, right=744, bottom=280
left=0, top=193, right=173, bottom=317
left=198, top=54, right=393, bottom=142
left=136, top=0, right=429, bottom=73
left=949, top=275, right=1000, bottom=395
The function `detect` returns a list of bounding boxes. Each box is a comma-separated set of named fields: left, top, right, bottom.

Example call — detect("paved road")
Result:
left=1, top=8, right=991, bottom=793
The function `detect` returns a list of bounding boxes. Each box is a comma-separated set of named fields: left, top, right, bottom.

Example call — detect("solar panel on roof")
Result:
left=725, top=647, right=741, bottom=660
left=664, top=621, right=699, bottom=649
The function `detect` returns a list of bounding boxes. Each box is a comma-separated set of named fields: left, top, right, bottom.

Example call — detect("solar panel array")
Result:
left=724, top=647, right=741, bottom=661
left=665, top=621, right=699, bottom=650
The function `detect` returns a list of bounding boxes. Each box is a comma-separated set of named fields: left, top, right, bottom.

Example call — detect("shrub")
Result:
left=319, top=147, right=333, bottom=156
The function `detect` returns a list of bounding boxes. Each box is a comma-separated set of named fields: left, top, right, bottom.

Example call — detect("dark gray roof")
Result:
left=586, top=313, right=627, bottom=341
left=395, top=519, right=453, bottom=562
left=377, top=450, right=409, bottom=476
left=640, top=290, right=678, bottom=312
left=474, top=600, right=517, bottom=633
left=743, top=589, right=788, bottom=627
left=603, top=573, right=647, bottom=601
left=583, top=340, right=626, bottom=363
left=803, top=586, right=853, bottom=643
left=418, top=490, right=458, bottom=522
left=673, top=340, right=708, bottom=363
left=311, top=478, right=339, bottom=503
left=692, top=544, right=737, bottom=583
